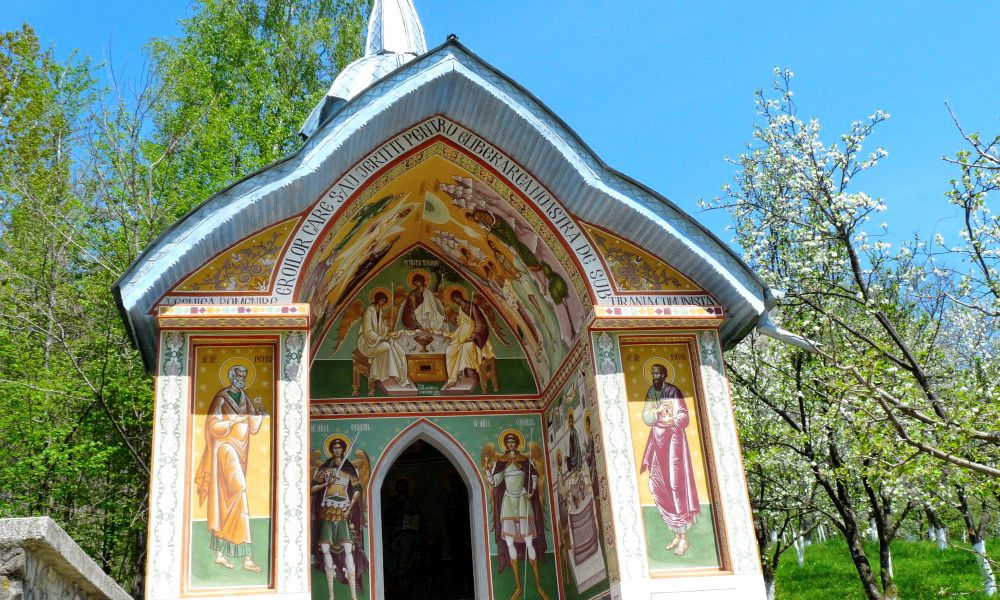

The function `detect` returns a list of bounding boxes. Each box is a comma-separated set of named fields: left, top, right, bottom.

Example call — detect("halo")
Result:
left=407, top=268, right=432, bottom=289
left=218, top=356, right=256, bottom=388
left=368, top=286, right=392, bottom=305
left=324, top=433, right=351, bottom=457
left=443, top=284, right=467, bottom=305
left=641, top=357, right=674, bottom=386
left=497, top=428, right=525, bottom=452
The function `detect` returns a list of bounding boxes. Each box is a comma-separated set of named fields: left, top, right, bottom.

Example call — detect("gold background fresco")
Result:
left=190, top=344, right=275, bottom=520
left=623, top=341, right=711, bottom=504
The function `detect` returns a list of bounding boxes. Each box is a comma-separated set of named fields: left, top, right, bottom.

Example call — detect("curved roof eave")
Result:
left=115, top=38, right=769, bottom=372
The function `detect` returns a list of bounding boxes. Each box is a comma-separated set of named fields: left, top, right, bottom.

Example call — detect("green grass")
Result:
left=775, top=539, right=994, bottom=599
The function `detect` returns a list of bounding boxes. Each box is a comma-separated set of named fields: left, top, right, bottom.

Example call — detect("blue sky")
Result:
left=4, top=0, right=998, bottom=248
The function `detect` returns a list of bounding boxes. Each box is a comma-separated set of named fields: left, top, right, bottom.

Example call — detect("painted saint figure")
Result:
left=311, top=436, right=369, bottom=600
left=639, top=364, right=699, bottom=556
left=357, top=289, right=413, bottom=389
left=564, top=409, right=582, bottom=474
left=442, top=289, right=495, bottom=389
left=401, top=272, right=445, bottom=332
left=483, top=430, right=550, bottom=600
left=194, top=364, right=266, bottom=573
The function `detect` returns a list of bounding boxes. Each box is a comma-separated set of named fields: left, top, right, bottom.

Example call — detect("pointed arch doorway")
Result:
left=370, top=421, right=490, bottom=600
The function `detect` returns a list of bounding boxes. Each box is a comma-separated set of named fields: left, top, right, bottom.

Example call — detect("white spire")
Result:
left=365, top=0, right=427, bottom=57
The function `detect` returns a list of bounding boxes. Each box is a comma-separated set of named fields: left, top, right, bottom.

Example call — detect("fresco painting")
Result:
left=621, top=338, right=722, bottom=574
left=311, top=433, right=371, bottom=600
left=188, top=342, right=275, bottom=590
left=545, top=366, right=614, bottom=599
left=302, top=142, right=589, bottom=388
left=174, top=218, right=299, bottom=294
left=580, top=223, right=703, bottom=294
left=312, top=247, right=537, bottom=398
left=310, top=414, right=558, bottom=600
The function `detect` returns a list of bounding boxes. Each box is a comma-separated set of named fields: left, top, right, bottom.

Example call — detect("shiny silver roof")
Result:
left=115, top=38, right=773, bottom=372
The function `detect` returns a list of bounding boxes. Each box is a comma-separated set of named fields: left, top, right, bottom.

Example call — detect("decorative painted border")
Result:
left=589, top=317, right=723, bottom=330
left=696, top=331, right=760, bottom=575
left=593, top=306, right=723, bottom=319
left=591, top=331, right=645, bottom=580
left=158, top=304, right=309, bottom=329
left=278, top=330, right=310, bottom=592
left=147, top=331, right=188, bottom=599
left=311, top=398, right=543, bottom=415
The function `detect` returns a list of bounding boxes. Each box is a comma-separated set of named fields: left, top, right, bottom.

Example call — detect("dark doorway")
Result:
left=381, top=440, right=474, bottom=600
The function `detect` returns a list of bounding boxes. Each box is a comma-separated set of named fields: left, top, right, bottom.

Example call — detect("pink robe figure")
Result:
left=639, top=382, right=700, bottom=534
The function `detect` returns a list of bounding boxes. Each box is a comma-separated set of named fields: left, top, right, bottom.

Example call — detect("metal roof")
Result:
left=114, top=37, right=774, bottom=373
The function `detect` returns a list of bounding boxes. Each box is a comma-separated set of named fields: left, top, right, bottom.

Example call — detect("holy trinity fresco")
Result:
left=544, top=366, right=616, bottom=599
left=309, top=415, right=558, bottom=600
left=312, top=247, right=536, bottom=398
left=187, top=342, right=275, bottom=590
left=303, top=142, right=588, bottom=389
left=621, top=337, right=722, bottom=574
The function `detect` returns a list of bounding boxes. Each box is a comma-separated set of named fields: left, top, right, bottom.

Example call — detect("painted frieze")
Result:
left=299, top=137, right=588, bottom=386
left=312, top=247, right=537, bottom=398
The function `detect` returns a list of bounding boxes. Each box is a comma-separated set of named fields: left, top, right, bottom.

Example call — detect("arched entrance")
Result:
left=380, top=440, right=473, bottom=599
left=369, top=421, right=490, bottom=600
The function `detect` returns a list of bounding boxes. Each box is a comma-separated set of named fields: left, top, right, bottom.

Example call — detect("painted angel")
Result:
left=311, top=438, right=371, bottom=600
left=481, top=432, right=550, bottom=600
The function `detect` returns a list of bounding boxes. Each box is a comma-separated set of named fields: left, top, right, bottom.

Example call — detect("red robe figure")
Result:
left=639, top=363, right=700, bottom=556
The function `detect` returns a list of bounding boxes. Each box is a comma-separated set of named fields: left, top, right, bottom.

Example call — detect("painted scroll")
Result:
left=188, top=342, right=275, bottom=590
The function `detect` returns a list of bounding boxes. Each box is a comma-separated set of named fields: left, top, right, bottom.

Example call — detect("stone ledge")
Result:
left=0, top=517, right=132, bottom=600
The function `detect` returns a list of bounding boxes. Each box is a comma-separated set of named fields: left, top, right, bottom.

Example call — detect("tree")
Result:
left=0, top=1, right=368, bottom=594
left=710, top=68, right=1000, bottom=599
left=707, top=69, right=1000, bottom=477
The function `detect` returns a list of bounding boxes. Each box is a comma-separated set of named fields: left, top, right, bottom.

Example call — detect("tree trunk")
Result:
left=937, top=527, right=949, bottom=551
left=762, top=561, right=776, bottom=600
left=973, top=540, right=997, bottom=597
left=957, top=486, right=995, bottom=597
left=794, top=535, right=806, bottom=566
left=845, top=530, right=886, bottom=600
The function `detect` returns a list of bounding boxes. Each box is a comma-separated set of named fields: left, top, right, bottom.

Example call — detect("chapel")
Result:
left=115, top=2, right=785, bottom=599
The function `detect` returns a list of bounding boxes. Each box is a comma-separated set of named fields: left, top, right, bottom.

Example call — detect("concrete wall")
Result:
left=0, top=517, right=131, bottom=600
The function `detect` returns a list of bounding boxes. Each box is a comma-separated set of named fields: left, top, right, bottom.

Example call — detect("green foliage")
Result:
left=0, top=1, right=367, bottom=594
left=146, top=0, right=367, bottom=219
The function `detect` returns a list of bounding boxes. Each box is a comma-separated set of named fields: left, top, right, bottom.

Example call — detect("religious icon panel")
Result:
left=309, top=413, right=559, bottom=600
left=312, top=247, right=538, bottom=399
left=545, top=365, right=615, bottom=599
left=186, top=341, right=276, bottom=590
left=621, top=337, right=724, bottom=575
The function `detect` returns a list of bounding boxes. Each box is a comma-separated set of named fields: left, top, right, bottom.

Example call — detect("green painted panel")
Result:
left=189, top=518, right=272, bottom=589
